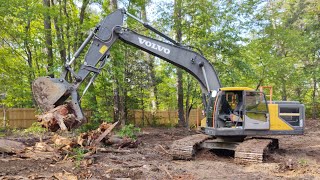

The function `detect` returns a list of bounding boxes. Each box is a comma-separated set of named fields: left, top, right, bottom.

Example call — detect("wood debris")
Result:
left=52, top=134, right=76, bottom=151
left=77, top=121, right=118, bottom=147
left=93, top=121, right=119, bottom=145
left=0, top=121, right=140, bottom=165
left=22, top=141, right=61, bottom=160
left=117, top=137, right=140, bottom=148
left=54, top=171, right=78, bottom=180
left=34, top=142, right=54, bottom=152
left=36, top=103, right=83, bottom=132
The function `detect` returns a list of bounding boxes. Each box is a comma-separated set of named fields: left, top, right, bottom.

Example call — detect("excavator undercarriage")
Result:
left=171, top=134, right=279, bottom=163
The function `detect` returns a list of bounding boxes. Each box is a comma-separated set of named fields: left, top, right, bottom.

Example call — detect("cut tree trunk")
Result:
left=36, top=103, right=81, bottom=131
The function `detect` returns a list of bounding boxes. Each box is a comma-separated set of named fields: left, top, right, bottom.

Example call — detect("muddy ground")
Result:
left=1, top=119, right=320, bottom=180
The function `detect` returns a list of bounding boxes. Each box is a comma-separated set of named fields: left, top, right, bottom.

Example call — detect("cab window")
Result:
left=245, top=92, right=268, bottom=122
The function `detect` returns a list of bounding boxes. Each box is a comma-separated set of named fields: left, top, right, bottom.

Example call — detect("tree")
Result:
left=173, top=0, right=186, bottom=127
left=43, top=0, right=54, bottom=78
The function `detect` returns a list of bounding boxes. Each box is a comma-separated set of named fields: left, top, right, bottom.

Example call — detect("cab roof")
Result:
left=220, top=87, right=254, bottom=91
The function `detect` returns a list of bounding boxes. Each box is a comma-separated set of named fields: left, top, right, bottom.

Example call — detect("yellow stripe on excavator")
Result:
left=220, top=87, right=254, bottom=91
left=268, top=104, right=294, bottom=130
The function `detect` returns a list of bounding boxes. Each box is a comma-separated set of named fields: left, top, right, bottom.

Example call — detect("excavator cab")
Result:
left=214, top=87, right=269, bottom=130
left=204, top=87, right=304, bottom=136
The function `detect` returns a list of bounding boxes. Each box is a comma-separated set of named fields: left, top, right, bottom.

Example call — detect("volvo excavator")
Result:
left=32, top=9, right=305, bottom=163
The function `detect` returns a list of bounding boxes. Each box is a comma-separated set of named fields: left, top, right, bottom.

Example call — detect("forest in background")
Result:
left=0, top=0, right=319, bottom=126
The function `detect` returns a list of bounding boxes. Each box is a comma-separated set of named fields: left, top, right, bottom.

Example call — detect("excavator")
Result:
left=32, top=9, right=305, bottom=162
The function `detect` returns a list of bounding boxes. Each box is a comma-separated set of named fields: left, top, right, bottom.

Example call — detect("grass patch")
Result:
left=71, top=147, right=88, bottom=168
left=24, top=122, right=47, bottom=134
left=117, top=124, right=140, bottom=139
left=0, top=132, right=5, bottom=137
left=0, top=127, right=5, bottom=137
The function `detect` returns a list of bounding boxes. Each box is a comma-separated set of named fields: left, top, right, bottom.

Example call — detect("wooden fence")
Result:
left=0, top=108, right=205, bottom=129
left=0, top=108, right=36, bottom=129
left=128, top=109, right=205, bottom=127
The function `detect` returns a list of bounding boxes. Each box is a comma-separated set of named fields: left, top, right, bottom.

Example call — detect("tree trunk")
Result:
left=113, top=79, right=120, bottom=122
left=185, top=75, right=193, bottom=127
left=141, top=2, right=158, bottom=122
left=281, top=78, right=287, bottom=101
left=23, top=14, right=36, bottom=106
left=51, top=0, right=67, bottom=64
left=63, top=0, right=71, bottom=62
left=312, top=76, right=318, bottom=119
left=43, top=0, right=54, bottom=78
left=148, top=58, right=158, bottom=116
left=177, top=70, right=185, bottom=127
left=141, top=87, right=145, bottom=126
left=174, top=0, right=185, bottom=127
left=109, top=0, right=118, bottom=10
left=119, top=47, right=129, bottom=126
left=2, top=105, right=6, bottom=129
left=120, top=86, right=127, bottom=126
left=74, top=0, right=89, bottom=51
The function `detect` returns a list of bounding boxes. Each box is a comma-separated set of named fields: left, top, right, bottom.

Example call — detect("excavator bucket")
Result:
left=32, top=77, right=69, bottom=112
left=32, top=77, right=84, bottom=131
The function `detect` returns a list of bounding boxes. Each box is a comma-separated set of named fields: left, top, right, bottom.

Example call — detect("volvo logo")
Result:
left=138, top=37, right=170, bottom=54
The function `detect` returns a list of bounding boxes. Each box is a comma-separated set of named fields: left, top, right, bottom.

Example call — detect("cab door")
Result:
left=243, top=91, right=270, bottom=130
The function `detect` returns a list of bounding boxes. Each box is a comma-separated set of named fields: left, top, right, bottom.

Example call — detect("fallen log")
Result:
left=21, top=151, right=61, bottom=160
left=0, top=139, right=26, bottom=154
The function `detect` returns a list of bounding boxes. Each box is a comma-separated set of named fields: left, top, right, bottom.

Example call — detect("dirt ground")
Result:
left=1, top=119, right=320, bottom=180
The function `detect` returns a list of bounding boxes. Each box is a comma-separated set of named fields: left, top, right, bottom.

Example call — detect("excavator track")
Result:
left=234, top=138, right=279, bottom=163
left=171, top=134, right=211, bottom=160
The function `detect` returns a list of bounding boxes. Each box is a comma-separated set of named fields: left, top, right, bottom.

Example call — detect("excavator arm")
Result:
left=117, top=28, right=221, bottom=94
left=32, top=9, right=221, bottom=130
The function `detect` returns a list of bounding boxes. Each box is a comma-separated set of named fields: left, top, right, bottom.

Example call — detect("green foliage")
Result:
left=77, top=115, right=113, bottom=133
left=117, top=124, right=140, bottom=139
left=77, top=120, right=101, bottom=133
left=0, top=127, right=5, bottom=137
left=24, top=122, right=47, bottom=134
left=71, top=147, right=88, bottom=168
